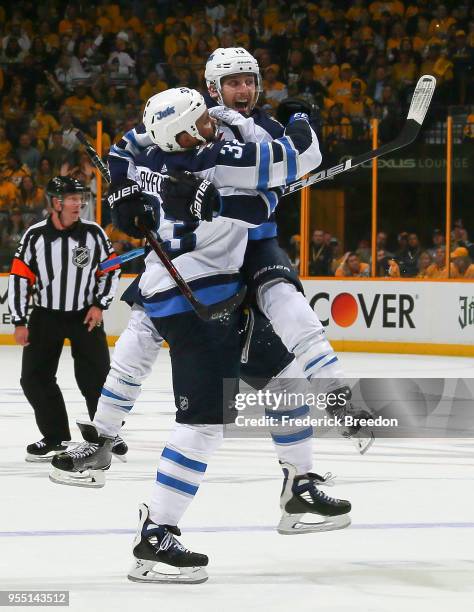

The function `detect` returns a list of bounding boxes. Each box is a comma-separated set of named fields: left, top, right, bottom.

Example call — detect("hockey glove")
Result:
left=161, top=172, right=221, bottom=223
left=107, top=179, right=157, bottom=239
left=277, top=97, right=320, bottom=131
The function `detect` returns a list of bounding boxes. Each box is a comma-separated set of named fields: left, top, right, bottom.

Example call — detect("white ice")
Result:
left=1, top=346, right=473, bottom=612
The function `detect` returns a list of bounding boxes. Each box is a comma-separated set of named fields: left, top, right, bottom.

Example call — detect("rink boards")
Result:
left=0, top=275, right=473, bottom=355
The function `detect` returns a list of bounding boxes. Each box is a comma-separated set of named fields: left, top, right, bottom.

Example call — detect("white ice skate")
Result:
left=278, top=462, right=351, bottom=535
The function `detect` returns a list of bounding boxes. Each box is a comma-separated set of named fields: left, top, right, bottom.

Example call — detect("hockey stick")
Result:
left=99, top=247, right=145, bottom=271
left=76, top=130, right=246, bottom=321
left=91, top=76, right=436, bottom=271
left=281, top=75, right=436, bottom=195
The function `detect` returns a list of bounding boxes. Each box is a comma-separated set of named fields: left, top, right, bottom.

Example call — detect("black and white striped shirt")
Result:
left=8, top=217, right=120, bottom=325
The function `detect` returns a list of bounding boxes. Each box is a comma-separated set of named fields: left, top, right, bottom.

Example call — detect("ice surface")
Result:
left=1, top=346, right=473, bottom=612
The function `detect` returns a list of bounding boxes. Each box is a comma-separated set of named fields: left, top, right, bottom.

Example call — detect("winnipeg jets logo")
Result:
left=161, top=164, right=168, bottom=173
left=179, top=396, right=189, bottom=411
left=155, top=106, right=175, bottom=120
left=72, top=246, right=90, bottom=268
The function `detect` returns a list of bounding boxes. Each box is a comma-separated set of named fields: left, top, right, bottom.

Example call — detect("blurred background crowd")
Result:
left=0, top=0, right=473, bottom=276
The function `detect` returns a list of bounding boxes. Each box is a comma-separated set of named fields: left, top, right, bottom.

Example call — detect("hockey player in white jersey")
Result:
left=53, top=87, right=351, bottom=583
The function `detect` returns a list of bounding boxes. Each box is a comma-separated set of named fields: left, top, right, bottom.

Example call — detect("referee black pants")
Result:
left=20, top=307, right=110, bottom=442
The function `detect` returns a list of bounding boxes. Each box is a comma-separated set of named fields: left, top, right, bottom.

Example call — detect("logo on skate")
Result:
left=72, top=246, right=91, bottom=268
left=179, top=396, right=189, bottom=411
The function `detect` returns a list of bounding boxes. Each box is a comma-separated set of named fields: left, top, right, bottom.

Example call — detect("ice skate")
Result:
left=49, top=421, right=114, bottom=488
left=127, top=503, right=208, bottom=584
left=327, top=386, right=375, bottom=454
left=25, top=438, right=68, bottom=463
left=112, top=434, right=128, bottom=462
left=277, top=462, right=351, bottom=535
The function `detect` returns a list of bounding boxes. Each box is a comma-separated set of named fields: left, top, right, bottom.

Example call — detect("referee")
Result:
left=8, top=176, right=121, bottom=462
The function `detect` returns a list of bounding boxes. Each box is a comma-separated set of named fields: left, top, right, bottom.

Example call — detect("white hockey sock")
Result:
left=93, top=306, right=163, bottom=437
left=93, top=367, right=142, bottom=437
left=258, top=281, right=346, bottom=391
left=149, top=423, right=224, bottom=527
left=266, top=359, right=314, bottom=475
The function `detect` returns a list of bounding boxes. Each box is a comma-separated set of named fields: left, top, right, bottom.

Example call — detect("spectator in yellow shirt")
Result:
left=32, top=104, right=60, bottom=141
left=164, top=22, right=191, bottom=60
left=1, top=154, right=31, bottom=187
left=421, top=45, right=453, bottom=86
left=139, top=71, right=168, bottom=103
left=425, top=247, right=449, bottom=278
left=263, top=66, right=288, bottom=110
left=329, top=63, right=367, bottom=103
left=335, top=252, right=370, bottom=277
left=415, top=251, right=434, bottom=278
left=64, top=85, right=98, bottom=124
left=313, top=49, right=339, bottom=86
left=342, top=79, right=373, bottom=123
left=0, top=176, right=19, bottom=210
left=450, top=247, right=474, bottom=279
left=392, top=50, right=417, bottom=91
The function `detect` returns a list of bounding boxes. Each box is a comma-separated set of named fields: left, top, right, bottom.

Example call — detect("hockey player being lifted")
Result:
left=52, top=86, right=352, bottom=583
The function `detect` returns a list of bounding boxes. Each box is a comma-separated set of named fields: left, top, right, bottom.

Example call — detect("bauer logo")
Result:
left=458, top=296, right=474, bottom=330
left=155, top=106, right=175, bottom=120
left=310, top=292, right=416, bottom=329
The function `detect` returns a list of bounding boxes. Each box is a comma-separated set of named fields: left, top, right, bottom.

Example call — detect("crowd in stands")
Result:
left=0, top=0, right=473, bottom=273
left=301, top=221, right=474, bottom=278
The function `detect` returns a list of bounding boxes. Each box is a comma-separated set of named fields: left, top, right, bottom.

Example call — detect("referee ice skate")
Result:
left=8, top=176, right=121, bottom=462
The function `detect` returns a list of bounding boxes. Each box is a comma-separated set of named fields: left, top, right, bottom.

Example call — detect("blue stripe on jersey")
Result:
left=260, top=190, right=279, bottom=213
left=161, top=447, right=207, bottom=472
left=257, top=142, right=270, bottom=190
left=271, top=427, right=313, bottom=444
left=109, top=145, right=134, bottom=160
left=279, top=137, right=297, bottom=183
left=143, top=280, right=242, bottom=317
left=248, top=221, right=278, bottom=240
left=156, top=471, right=199, bottom=496
left=124, top=129, right=140, bottom=151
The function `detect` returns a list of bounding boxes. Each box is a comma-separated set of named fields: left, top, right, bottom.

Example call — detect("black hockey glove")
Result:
left=276, top=97, right=320, bottom=131
left=161, top=172, right=221, bottom=223
left=107, top=179, right=157, bottom=239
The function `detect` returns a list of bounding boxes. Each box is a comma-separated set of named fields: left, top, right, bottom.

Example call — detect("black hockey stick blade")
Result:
left=141, top=224, right=247, bottom=322
left=282, top=74, right=436, bottom=195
